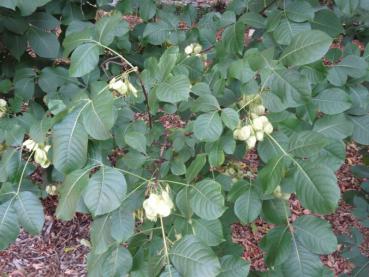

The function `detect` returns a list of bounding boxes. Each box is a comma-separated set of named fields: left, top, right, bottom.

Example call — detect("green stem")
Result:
left=160, top=216, right=173, bottom=277
left=16, top=148, right=36, bottom=195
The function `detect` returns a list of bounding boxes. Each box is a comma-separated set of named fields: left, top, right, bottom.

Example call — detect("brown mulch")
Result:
left=0, top=197, right=91, bottom=276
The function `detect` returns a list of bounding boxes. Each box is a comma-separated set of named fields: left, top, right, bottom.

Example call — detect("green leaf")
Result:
left=221, top=108, right=239, bottom=130
left=156, top=75, right=190, bottom=104
left=28, top=12, right=60, bottom=30
left=56, top=169, right=89, bottom=220
left=0, top=0, right=16, bottom=10
left=69, top=43, right=100, bottom=77
left=83, top=166, right=127, bottom=216
left=14, top=78, right=34, bottom=100
left=293, top=162, right=340, bottom=214
left=288, top=131, right=328, bottom=158
left=139, top=0, right=156, bottom=21
left=27, top=27, right=60, bottom=58
left=190, top=179, right=225, bottom=220
left=273, top=19, right=311, bottom=45
left=349, top=115, right=369, bottom=145
left=336, top=55, right=368, bottom=78
left=313, top=139, right=345, bottom=171
left=258, top=156, right=288, bottom=194
left=193, top=112, right=223, bottom=142
left=52, top=105, right=88, bottom=174
left=234, top=190, right=262, bottom=224
left=260, top=226, right=292, bottom=267
left=218, top=255, right=250, bottom=277
left=63, top=28, right=94, bottom=56
left=170, top=235, right=221, bottom=277
left=96, top=14, right=121, bottom=45
left=193, top=219, right=224, bottom=246
left=280, top=30, right=332, bottom=66
left=52, top=104, right=88, bottom=174
left=83, top=83, right=115, bottom=140
left=0, top=200, right=19, bottom=250
left=102, top=246, right=133, bottom=277
left=125, top=131, right=147, bottom=154
left=280, top=240, right=331, bottom=276
left=14, top=191, right=44, bottom=235
left=286, top=1, right=314, bottom=22
left=2, top=33, right=27, bottom=60
left=186, top=154, right=206, bottom=183
left=208, top=142, right=225, bottom=167
left=313, top=88, right=351, bottom=115
left=294, top=215, right=337, bottom=255
left=262, top=199, right=290, bottom=225
left=313, top=114, right=353, bottom=139
left=16, top=0, right=52, bottom=16
left=38, top=67, right=70, bottom=93
left=143, top=21, right=172, bottom=45
left=171, top=159, right=186, bottom=176
left=176, top=187, right=193, bottom=219
left=271, top=69, right=311, bottom=105
left=90, top=214, right=114, bottom=254
left=228, top=59, right=255, bottom=83
left=327, top=55, right=368, bottom=86
left=239, top=12, right=266, bottom=28
left=311, top=9, right=344, bottom=37
left=192, top=95, right=220, bottom=113
left=158, top=47, right=179, bottom=81
left=111, top=207, right=135, bottom=243
left=0, top=79, right=11, bottom=93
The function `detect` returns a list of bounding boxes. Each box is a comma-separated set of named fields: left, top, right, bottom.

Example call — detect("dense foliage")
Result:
left=1, top=0, right=369, bottom=276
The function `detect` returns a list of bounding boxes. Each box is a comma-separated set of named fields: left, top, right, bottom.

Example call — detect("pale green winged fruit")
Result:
left=22, top=139, right=51, bottom=168
left=23, top=139, right=38, bottom=151
left=143, top=193, right=161, bottom=221
left=0, top=99, right=7, bottom=118
left=255, top=131, right=264, bottom=141
left=233, top=125, right=252, bottom=141
left=263, top=122, right=273, bottom=134
left=246, top=135, right=257, bottom=148
left=126, top=80, right=138, bottom=97
left=109, top=78, right=128, bottom=96
left=184, top=44, right=194, bottom=55
left=46, top=185, right=58, bottom=196
left=250, top=104, right=265, bottom=116
left=35, top=145, right=51, bottom=168
left=252, top=116, right=268, bottom=131
left=273, top=186, right=291, bottom=200
left=193, top=43, right=203, bottom=54
left=143, top=188, right=174, bottom=221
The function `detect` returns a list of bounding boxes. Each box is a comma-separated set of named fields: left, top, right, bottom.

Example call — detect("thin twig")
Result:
left=135, top=73, right=153, bottom=128
left=259, top=0, right=278, bottom=16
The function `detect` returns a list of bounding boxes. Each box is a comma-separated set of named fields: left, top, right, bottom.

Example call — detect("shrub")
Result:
left=1, top=0, right=369, bottom=275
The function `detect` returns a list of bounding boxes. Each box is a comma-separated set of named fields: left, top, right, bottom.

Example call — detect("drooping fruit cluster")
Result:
left=233, top=113, right=273, bottom=149
left=143, top=187, right=174, bottom=221
left=184, top=43, right=207, bottom=60
left=46, top=185, right=58, bottom=196
left=223, top=161, right=253, bottom=183
left=185, top=43, right=202, bottom=55
left=109, top=75, right=138, bottom=97
left=22, top=139, right=51, bottom=168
